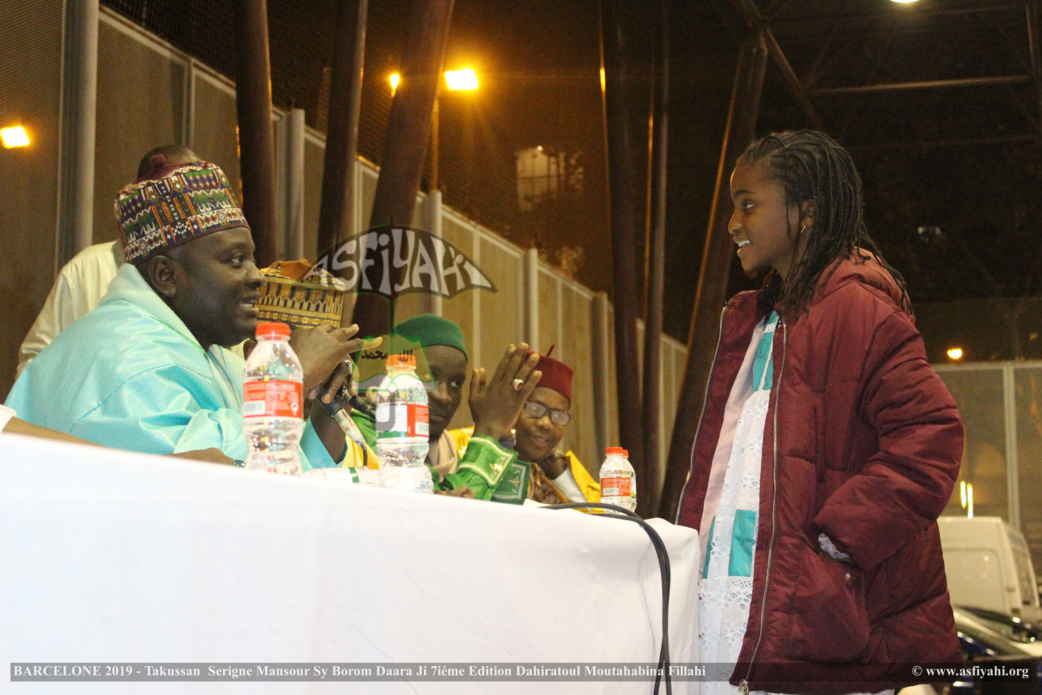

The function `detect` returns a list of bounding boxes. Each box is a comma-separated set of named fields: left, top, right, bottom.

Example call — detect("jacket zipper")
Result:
left=739, top=317, right=787, bottom=692
left=674, top=303, right=729, bottom=524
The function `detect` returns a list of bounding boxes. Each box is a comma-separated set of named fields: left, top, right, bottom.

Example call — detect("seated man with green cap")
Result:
left=353, top=313, right=541, bottom=502
left=6, top=157, right=365, bottom=469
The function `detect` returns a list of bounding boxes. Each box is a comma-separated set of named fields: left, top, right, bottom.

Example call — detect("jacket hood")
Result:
left=815, top=250, right=911, bottom=317
left=725, top=250, right=911, bottom=327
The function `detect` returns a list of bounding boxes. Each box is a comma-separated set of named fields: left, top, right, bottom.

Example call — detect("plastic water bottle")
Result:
left=599, top=446, right=637, bottom=513
left=375, top=354, right=433, bottom=493
left=243, top=322, right=304, bottom=475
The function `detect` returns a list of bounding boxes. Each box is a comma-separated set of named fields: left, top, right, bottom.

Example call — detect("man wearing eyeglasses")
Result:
left=513, top=351, right=600, bottom=505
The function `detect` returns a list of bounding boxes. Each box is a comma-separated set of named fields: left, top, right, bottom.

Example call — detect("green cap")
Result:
left=392, top=313, right=468, bottom=361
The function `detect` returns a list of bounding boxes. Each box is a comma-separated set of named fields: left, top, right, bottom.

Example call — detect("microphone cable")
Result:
left=320, top=360, right=375, bottom=469
left=542, top=502, right=672, bottom=695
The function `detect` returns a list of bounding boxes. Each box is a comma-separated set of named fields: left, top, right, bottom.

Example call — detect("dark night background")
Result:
left=100, top=0, right=1042, bottom=362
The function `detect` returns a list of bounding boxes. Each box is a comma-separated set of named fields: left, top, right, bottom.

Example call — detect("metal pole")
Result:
left=600, top=0, right=646, bottom=511
left=592, top=292, right=613, bottom=469
left=811, top=74, right=1033, bottom=96
left=660, top=31, right=768, bottom=521
left=56, top=0, right=99, bottom=271
left=317, top=0, right=368, bottom=259
left=1004, top=364, right=1021, bottom=529
left=431, top=96, right=440, bottom=192
left=352, top=0, right=455, bottom=338
left=726, top=0, right=821, bottom=128
left=274, top=114, right=288, bottom=259
left=524, top=248, right=540, bottom=349
left=1027, top=5, right=1042, bottom=136
left=234, top=0, right=278, bottom=268
left=847, top=133, right=1041, bottom=151
left=643, top=0, right=670, bottom=517
left=284, top=109, right=306, bottom=260
left=422, top=188, right=443, bottom=316
left=771, top=2, right=1025, bottom=27
left=183, top=59, right=196, bottom=149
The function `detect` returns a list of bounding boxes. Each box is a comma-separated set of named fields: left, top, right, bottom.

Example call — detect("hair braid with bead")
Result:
left=739, top=130, right=910, bottom=317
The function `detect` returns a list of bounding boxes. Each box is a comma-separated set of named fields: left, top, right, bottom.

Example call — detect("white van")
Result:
left=938, top=516, right=1042, bottom=623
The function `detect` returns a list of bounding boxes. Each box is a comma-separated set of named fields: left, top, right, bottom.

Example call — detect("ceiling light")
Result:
left=445, top=69, right=478, bottom=91
left=1, top=126, right=30, bottom=148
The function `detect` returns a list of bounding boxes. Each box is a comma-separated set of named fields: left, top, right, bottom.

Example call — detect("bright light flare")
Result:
left=389, top=73, right=400, bottom=96
left=967, top=483, right=974, bottom=518
left=445, top=69, right=478, bottom=91
left=890, top=0, right=920, bottom=4
left=1, top=126, right=30, bottom=148
left=947, top=347, right=964, bottom=360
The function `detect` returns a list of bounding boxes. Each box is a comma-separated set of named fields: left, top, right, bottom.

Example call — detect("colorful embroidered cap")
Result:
left=257, top=259, right=348, bottom=329
left=114, top=156, right=249, bottom=265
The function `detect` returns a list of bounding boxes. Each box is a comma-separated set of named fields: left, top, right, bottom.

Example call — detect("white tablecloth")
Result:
left=0, top=433, right=700, bottom=693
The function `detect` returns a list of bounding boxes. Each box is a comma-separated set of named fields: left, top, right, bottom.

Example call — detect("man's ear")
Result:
left=144, top=255, right=179, bottom=299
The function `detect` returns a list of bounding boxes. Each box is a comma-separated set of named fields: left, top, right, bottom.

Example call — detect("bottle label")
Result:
left=600, top=475, right=633, bottom=498
left=376, top=403, right=429, bottom=438
left=243, top=380, right=303, bottom=419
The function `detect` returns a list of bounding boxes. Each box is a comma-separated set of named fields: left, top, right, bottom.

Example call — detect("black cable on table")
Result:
left=542, top=502, right=672, bottom=695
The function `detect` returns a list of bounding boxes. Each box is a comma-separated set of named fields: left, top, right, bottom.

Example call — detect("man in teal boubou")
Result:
left=7, top=157, right=365, bottom=468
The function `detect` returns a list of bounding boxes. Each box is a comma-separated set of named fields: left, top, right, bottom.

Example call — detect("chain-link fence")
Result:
left=936, top=361, right=1042, bottom=581
left=100, top=0, right=612, bottom=296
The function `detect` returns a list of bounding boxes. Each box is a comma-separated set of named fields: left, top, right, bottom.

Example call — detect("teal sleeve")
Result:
left=299, top=418, right=338, bottom=471
left=57, top=365, right=328, bottom=470
left=59, top=365, right=251, bottom=459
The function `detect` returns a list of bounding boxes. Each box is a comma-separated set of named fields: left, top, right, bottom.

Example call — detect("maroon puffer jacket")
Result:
left=677, top=254, right=963, bottom=694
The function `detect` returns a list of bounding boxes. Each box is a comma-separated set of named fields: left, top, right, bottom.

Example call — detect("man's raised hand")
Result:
left=469, top=343, right=541, bottom=442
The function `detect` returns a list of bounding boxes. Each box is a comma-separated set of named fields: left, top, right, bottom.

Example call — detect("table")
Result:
left=0, top=433, right=700, bottom=693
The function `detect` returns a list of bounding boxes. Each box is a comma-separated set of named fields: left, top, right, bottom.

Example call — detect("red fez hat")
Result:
left=530, top=346, right=573, bottom=403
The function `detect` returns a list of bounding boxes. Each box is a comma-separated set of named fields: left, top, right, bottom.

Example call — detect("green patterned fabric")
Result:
left=351, top=411, right=522, bottom=502
left=487, top=458, right=532, bottom=504
left=453, top=435, right=523, bottom=502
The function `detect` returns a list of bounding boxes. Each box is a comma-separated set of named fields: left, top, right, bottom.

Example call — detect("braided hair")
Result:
left=739, top=130, right=909, bottom=317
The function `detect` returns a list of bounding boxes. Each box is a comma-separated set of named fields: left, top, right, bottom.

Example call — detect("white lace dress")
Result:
left=695, top=315, right=893, bottom=695
left=699, top=312, right=777, bottom=694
